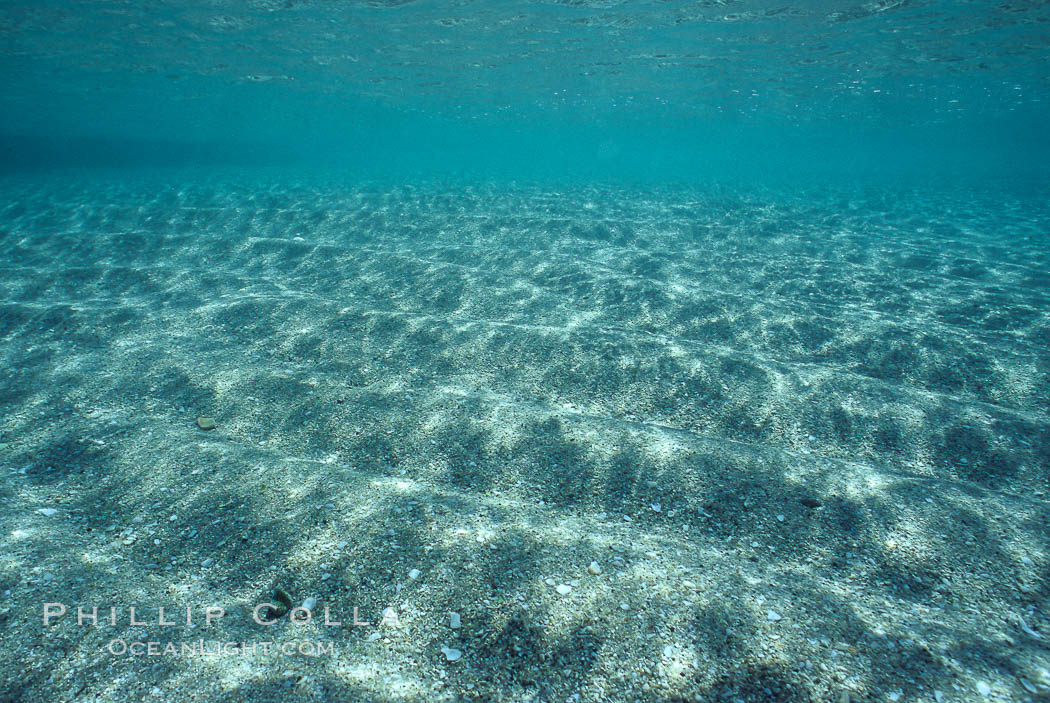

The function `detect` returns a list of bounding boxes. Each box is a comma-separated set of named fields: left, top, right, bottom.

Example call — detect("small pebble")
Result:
left=196, top=417, right=216, bottom=431
left=587, top=561, right=602, bottom=575
left=302, top=597, right=317, bottom=612
left=441, top=646, right=462, bottom=662
left=201, top=558, right=214, bottom=568
left=976, top=681, right=991, bottom=696
left=449, top=612, right=461, bottom=629
left=650, top=503, right=661, bottom=512
left=556, top=584, right=572, bottom=595
left=408, top=568, right=421, bottom=580
left=619, top=602, right=630, bottom=610
left=35, top=508, right=59, bottom=517
left=767, top=610, right=782, bottom=622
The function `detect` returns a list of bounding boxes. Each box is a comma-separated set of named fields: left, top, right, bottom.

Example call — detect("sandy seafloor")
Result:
left=0, top=170, right=1048, bottom=703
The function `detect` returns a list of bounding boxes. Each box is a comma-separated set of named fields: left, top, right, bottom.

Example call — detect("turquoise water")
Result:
left=2, top=0, right=1049, bottom=184
left=4, top=3, right=1050, bottom=702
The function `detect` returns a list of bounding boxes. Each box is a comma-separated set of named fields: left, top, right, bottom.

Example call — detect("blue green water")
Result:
left=3, top=4, right=1050, bottom=702
left=2, top=0, right=1049, bottom=185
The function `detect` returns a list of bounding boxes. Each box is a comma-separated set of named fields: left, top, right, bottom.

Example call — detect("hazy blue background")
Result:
left=2, top=0, right=1048, bottom=185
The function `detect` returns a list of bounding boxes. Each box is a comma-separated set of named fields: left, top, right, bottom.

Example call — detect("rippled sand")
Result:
left=1, top=173, right=1048, bottom=702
